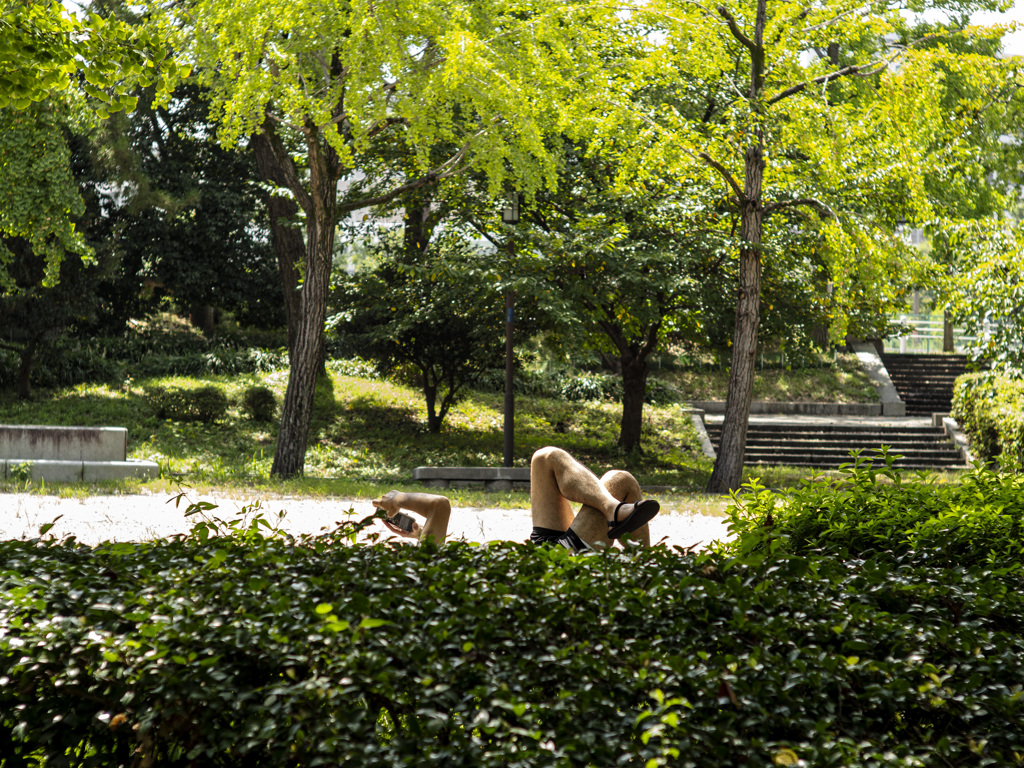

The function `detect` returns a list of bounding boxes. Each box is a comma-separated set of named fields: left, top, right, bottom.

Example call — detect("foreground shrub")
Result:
left=241, top=384, right=277, bottom=421
left=147, top=383, right=229, bottom=423
left=726, top=449, right=1024, bottom=566
left=2, top=506, right=1024, bottom=767
left=952, top=371, right=1024, bottom=466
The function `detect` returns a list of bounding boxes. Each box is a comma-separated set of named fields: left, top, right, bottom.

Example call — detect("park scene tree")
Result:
left=3, top=0, right=1024, bottom=761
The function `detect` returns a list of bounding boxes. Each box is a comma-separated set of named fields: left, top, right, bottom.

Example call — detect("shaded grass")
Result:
left=0, top=363, right=957, bottom=509
left=0, top=370, right=711, bottom=495
left=662, top=353, right=878, bottom=403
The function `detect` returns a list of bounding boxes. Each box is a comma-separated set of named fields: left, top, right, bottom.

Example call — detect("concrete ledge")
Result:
left=851, top=343, right=906, bottom=417
left=413, top=466, right=531, bottom=491
left=941, top=417, right=976, bottom=465
left=689, top=401, right=883, bottom=416
left=688, top=409, right=716, bottom=459
left=2, top=459, right=159, bottom=482
left=0, top=425, right=127, bottom=461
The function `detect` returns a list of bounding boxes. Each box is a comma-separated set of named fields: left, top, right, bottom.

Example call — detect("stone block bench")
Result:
left=412, top=466, right=531, bottom=491
left=0, top=425, right=159, bottom=482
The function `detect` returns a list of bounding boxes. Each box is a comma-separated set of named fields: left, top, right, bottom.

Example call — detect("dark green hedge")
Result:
left=952, top=371, right=1024, bottom=467
left=3, top=502, right=1024, bottom=767
left=727, top=450, right=1024, bottom=567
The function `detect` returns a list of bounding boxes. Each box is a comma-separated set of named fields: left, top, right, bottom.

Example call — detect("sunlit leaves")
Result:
left=0, top=103, right=89, bottom=291
left=0, top=0, right=170, bottom=111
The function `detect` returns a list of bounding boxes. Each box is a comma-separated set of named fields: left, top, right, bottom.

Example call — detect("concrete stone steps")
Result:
left=704, top=420, right=965, bottom=470
left=879, top=353, right=968, bottom=416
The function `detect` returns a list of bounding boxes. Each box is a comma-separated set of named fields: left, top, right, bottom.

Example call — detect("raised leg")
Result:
left=569, top=469, right=650, bottom=548
left=529, top=447, right=654, bottom=547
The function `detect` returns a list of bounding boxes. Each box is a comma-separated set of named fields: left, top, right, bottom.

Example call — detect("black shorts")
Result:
left=529, top=526, right=588, bottom=553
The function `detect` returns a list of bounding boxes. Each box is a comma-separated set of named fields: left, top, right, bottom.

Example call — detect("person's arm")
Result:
left=371, top=490, right=451, bottom=545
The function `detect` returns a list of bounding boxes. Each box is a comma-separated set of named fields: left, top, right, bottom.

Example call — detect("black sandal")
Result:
left=607, top=499, right=660, bottom=539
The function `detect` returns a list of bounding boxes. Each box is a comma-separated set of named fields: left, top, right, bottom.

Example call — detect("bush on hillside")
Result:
left=3, top=490, right=1024, bottom=768
left=725, top=449, right=1024, bottom=566
left=952, top=371, right=1024, bottom=467
left=241, top=384, right=277, bottom=421
left=147, top=383, right=229, bottom=423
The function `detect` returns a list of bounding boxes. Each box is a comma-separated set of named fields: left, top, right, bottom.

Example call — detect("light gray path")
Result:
left=0, top=492, right=732, bottom=551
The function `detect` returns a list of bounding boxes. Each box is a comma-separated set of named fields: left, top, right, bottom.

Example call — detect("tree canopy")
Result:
left=149, top=0, right=616, bottom=476
left=593, top=0, right=1015, bottom=490
left=0, top=0, right=173, bottom=112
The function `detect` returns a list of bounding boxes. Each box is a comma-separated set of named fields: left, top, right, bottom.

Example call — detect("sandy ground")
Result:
left=0, top=491, right=732, bottom=550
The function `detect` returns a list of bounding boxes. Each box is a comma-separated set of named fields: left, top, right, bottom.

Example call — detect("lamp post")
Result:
left=501, top=194, right=520, bottom=468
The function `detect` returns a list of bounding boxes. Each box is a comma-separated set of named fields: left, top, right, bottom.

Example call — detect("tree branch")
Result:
left=716, top=4, right=756, bottom=53
left=763, top=197, right=836, bottom=218
left=767, top=61, right=886, bottom=105
left=698, top=152, right=744, bottom=200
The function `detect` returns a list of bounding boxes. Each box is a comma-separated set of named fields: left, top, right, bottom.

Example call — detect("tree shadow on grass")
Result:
left=329, top=396, right=423, bottom=442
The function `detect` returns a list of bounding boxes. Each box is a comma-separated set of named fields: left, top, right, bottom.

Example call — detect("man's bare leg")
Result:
left=569, top=470, right=650, bottom=548
left=372, top=490, right=451, bottom=545
left=530, top=447, right=655, bottom=541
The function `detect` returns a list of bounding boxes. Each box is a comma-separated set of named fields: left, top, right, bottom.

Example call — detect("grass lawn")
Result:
left=0, top=354, right=945, bottom=513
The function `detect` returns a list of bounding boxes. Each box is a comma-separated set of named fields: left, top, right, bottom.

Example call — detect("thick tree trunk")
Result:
left=618, top=355, right=649, bottom=452
left=271, top=137, right=338, bottom=478
left=251, top=127, right=306, bottom=357
left=707, top=143, right=765, bottom=494
left=17, top=338, right=37, bottom=399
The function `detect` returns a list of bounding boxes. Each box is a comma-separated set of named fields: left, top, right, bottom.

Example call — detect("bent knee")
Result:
left=531, top=446, right=568, bottom=469
left=601, top=469, right=641, bottom=502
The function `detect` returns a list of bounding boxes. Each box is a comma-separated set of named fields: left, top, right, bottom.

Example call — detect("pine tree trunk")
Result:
left=707, top=143, right=765, bottom=494
left=271, top=138, right=337, bottom=478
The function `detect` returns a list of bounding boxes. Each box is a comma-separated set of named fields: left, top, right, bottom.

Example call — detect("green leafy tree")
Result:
left=467, top=141, right=721, bottom=452
left=933, top=218, right=1024, bottom=372
left=330, top=223, right=512, bottom=433
left=0, top=103, right=89, bottom=289
left=0, top=102, right=115, bottom=396
left=0, top=0, right=172, bottom=112
left=99, top=83, right=282, bottom=333
left=611, top=0, right=1012, bottom=491
left=151, top=0, right=614, bottom=476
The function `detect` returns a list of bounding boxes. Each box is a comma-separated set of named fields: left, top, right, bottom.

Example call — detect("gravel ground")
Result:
left=0, top=491, right=732, bottom=550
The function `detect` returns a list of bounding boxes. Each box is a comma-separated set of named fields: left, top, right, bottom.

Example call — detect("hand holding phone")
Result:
left=387, top=511, right=416, bottom=533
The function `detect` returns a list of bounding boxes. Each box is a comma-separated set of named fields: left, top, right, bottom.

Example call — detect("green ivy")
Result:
left=2, top=494, right=1024, bottom=767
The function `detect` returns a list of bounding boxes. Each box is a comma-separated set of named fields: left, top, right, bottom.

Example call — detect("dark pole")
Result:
left=503, top=240, right=515, bottom=468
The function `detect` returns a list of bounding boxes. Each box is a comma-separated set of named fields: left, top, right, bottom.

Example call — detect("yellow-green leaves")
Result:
left=0, top=103, right=89, bottom=292
left=0, top=1, right=170, bottom=113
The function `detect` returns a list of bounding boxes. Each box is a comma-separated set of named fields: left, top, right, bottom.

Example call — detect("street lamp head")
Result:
left=502, top=193, right=520, bottom=224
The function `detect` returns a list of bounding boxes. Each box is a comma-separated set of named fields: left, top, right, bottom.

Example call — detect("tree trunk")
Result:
left=707, top=143, right=765, bottom=494
left=271, top=136, right=338, bottom=478
left=943, top=309, right=954, bottom=352
left=251, top=126, right=306, bottom=358
left=17, top=337, right=37, bottom=399
left=618, top=354, right=649, bottom=452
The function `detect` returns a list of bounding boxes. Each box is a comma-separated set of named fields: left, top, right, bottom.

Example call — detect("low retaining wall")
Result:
left=1, top=459, right=159, bottom=482
left=688, top=401, right=884, bottom=416
left=412, top=466, right=531, bottom=491
left=0, top=425, right=128, bottom=461
left=1, top=425, right=159, bottom=482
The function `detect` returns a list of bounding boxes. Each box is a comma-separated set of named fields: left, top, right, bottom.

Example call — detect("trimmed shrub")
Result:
left=952, top=371, right=1024, bottom=466
left=241, top=385, right=277, bottom=421
left=725, top=449, right=1024, bottom=566
left=147, top=384, right=229, bottom=423
left=558, top=370, right=621, bottom=402
left=2, top=507, right=1024, bottom=767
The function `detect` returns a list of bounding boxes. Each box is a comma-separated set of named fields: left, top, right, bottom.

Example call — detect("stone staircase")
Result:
left=879, top=353, right=968, bottom=416
left=704, top=420, right=966, bottom=470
